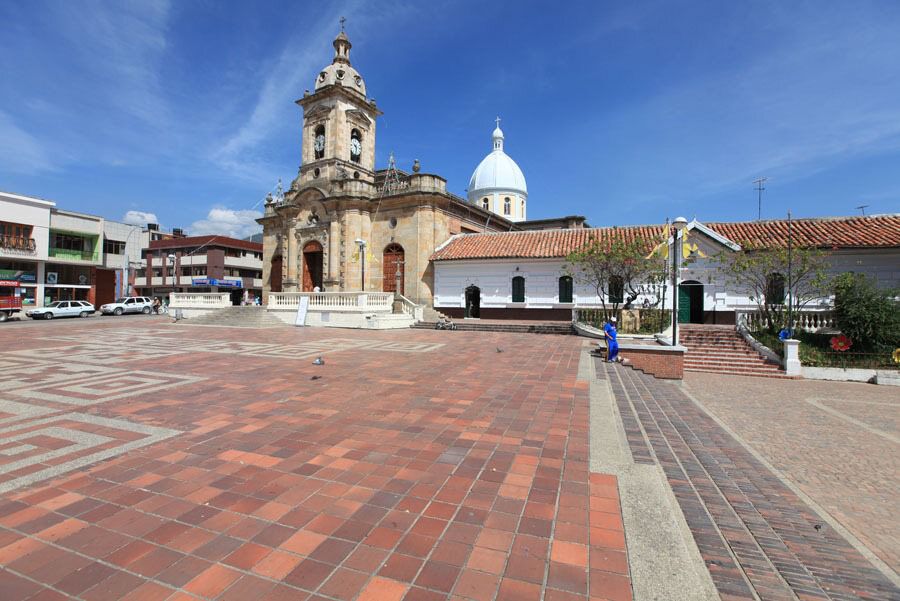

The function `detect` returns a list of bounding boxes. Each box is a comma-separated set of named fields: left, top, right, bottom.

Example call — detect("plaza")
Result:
left=0, top=319, right=896, bottom=600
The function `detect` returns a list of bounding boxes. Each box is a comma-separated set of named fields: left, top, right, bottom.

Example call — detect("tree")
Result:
left=712, top=246, right=831, bottom=332
left=833, top=273, right=900, bottom=350
left=565, top=233, right=661, bottom=321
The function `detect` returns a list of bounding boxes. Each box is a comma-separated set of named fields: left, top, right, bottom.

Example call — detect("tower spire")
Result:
left=492, top=117, right=504, bottom=151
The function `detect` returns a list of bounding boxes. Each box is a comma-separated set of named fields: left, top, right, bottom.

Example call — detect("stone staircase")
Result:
left=680, top=324, right=788, bottom=378
left=178, top=306, right=288, bottom=328
left=411, top=319, right=574, bottom=335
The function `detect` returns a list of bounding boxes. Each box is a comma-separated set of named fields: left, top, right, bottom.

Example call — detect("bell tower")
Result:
left=294, top=25, right=382, bottom=190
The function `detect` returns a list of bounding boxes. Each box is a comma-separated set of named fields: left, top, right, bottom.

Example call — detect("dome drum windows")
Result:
left=482, top=198, right=489, bottom=210
left=503, top=197, right=511, bottom=215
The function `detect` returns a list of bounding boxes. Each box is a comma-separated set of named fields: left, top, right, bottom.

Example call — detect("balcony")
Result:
left=49, top=247, right=97, bottom=262
left=0, top=236, right=37, bottom=253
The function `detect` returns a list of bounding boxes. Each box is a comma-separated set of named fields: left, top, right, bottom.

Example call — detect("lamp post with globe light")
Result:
left=354, top=239, right=366, bottom=291
left=671, top=216, right=688, bottom=346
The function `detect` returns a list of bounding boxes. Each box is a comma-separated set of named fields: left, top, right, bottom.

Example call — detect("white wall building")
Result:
left=431, top=215, right=900, bottom=322
left=0, top=191, right=54, bottom=307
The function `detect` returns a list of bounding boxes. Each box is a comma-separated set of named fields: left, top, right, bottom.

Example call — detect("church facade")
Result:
left=257, top=29, right=547, bottom=305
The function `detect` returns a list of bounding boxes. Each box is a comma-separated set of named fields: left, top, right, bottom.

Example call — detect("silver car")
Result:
left=27, top=300, right=96, bottom=320
left=100, top=296, right=154, bottom=316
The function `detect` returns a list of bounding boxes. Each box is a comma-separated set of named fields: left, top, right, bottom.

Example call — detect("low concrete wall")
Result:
left=595, top=341, right=686, bottom=379
left=802, top=366, right=876, bottom=383
left=268, top=309, right=413, bottom=329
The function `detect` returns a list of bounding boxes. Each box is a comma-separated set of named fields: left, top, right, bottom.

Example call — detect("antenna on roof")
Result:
left=856, top=204, right=869, bottom=216
left=753, top=177, right=767, bottom=221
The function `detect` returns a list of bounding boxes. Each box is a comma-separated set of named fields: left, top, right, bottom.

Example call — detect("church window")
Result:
left=608, top=276, right=624, bottom=304
left=313, top=125, right=325, bottom=160
left=350, top=128, right=362, bottom=163
left=521, top=200, right=525, bottom=215
left=559, top=276, right=573, bottom=303
left=504, top=198, right=511, bottom=215
left=512, top=276, right=525, bottom=303
left=482, top=198, right=489, bottom=210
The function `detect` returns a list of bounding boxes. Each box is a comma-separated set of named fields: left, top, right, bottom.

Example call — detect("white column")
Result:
left=783, top=339, right=801, bottom=376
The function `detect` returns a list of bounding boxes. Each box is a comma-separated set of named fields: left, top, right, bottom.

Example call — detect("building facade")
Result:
left=0, top=191, right=53, bottom=308
left=258, top=30, right=525, bottom=305
left=135, top=235, right=263, bottom=304
left=431, top=215, right=900, bottom=321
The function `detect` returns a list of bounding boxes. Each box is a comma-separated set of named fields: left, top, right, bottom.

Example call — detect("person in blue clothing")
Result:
left=604, top=316, right=620, bottom=363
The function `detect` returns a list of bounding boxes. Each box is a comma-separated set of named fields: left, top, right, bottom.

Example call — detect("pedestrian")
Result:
left=604, top=316, right=620, bottom=363
left=152, top=297, right=161, bottom=314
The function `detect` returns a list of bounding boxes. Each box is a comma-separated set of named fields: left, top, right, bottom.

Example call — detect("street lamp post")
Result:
left=671, top=216, right=688, bottom=346
left=354, top=239, right=366, bottom=291
left=121, top=227, right=142, bottom=297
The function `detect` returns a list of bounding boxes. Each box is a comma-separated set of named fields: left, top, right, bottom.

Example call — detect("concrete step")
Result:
left=411, top=321, right=573, bottom=335
left=180, top=307, right=288, bottom=328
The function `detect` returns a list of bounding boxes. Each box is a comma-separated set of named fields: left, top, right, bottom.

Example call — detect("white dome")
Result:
left=467, top=125, right=527, bottom=199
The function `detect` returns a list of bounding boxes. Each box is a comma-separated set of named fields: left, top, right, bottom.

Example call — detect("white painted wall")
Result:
left=0, top=192, right=54, bottom=262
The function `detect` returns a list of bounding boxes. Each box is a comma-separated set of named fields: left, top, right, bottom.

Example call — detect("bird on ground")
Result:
left=310, top=375, right=322, bottom=380
left=496, top=347, right=503, bottom=353
left=312, top=356, right=324, bottom=365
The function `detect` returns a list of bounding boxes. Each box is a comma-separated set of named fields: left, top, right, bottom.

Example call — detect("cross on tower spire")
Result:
left=495, top=116, right=501, bottom=129
left=340, top=16, right=346, bottom=32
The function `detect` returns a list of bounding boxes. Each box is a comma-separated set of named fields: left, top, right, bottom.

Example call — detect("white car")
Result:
left=27, top=300, right=96, bottom=320
left=100, top=296, right=154, bottom=316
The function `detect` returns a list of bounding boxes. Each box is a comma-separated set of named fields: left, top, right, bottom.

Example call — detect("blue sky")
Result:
left=1, top=0, right=899, bottom=237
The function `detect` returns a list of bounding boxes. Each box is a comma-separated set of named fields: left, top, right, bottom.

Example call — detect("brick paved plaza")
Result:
left=0, top=319, right=897, bottom=600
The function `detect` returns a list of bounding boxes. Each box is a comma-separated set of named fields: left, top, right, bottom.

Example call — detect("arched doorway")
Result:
left=383, top=243, right=405, bottom=295
left=678, top=280, right=704, bottom=324
left=270, top=255, right=283, bottom=292
left=465, top=285, right=480, bottom=318
left=302, top=241, right=323, bottom=292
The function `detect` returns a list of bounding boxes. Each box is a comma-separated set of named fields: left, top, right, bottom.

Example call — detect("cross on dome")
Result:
left=492, top=116, right=504, bottom=151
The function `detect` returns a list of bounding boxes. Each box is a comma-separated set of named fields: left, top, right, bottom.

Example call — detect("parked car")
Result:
left=100, top=296, right=154, bottom=316
left=27, top=300, right=95, bottom=320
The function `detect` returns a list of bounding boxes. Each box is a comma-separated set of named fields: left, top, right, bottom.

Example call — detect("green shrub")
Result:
left=833, top=273, right=900, bottom=350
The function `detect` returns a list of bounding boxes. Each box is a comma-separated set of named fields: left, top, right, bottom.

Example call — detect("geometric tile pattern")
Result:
left=0, top=413, right=180, bottom=494
left=602, top=359, right=900, bottom=601
left=9, top=368, right=203, bottom=406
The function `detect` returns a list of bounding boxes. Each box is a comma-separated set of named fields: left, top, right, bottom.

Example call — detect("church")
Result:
left=257, top=27, right=581, bottom=307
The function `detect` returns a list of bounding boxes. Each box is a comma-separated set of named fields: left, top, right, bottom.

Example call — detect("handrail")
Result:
left=169, top=292, right=231, bottom=308
left=396, top=294, right=424, bottom=321
left=735, top=308, right=835, bottom=332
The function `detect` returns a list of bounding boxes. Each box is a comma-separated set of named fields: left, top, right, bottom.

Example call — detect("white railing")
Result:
left=735, top=308, right=836, bottom=332
left=169, top=292, right=232, bottom=308
left=396, top=294, right=424, bottom=321
left=268, top=291, right=394, bottom=312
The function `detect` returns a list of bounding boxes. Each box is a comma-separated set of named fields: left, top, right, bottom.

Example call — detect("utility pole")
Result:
left=753, top=177, right=767, bottom=221
left=787, top=210, right=793, bottom=334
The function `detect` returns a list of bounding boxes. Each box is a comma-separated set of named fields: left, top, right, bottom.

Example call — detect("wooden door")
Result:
left=270, top=256, right=283, bottom=292
left=382, top=244, right=404, bottom=294
left=678, top=284, right=691, bottom=324
left=302, top=241, right=323, bottom=292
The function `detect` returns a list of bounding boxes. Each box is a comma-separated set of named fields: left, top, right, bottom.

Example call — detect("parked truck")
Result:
left=0, top=295, right=23, bottom=322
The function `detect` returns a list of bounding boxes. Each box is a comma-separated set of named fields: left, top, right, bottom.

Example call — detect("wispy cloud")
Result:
left=0, top=110, right=55, bottom=174
left=122, top=210, right=159, bottom=226
left=188, top=207, right=262, bottom=239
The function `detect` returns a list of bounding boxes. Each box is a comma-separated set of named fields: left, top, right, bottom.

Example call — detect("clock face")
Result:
left=314, top=135, right=325, bottom=152
left=350, top=137, right=361, bottom=156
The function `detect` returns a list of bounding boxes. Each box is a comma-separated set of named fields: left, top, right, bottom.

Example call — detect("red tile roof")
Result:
left=430, top=225, right=667, bottom=261
left=706, top=214, right=900, bottom=250
left=430, top=214, right=900, bottom=261
left=149, top=235, right=262, bottom=252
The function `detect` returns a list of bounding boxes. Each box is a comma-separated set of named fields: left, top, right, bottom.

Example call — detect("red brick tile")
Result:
left=224, top=542, right=272, bottom=570
left=496, top=578, right=542, bottom=601
left=379, top=553, right=424, bottom=582
left=415, top=560, right=461, bottom=593
left=280, top=529, right=326, bottom=556
left=551, top=540, right=589, bottom=567
left=466, top=546, right=507, bottom=575
left=252, top=549, right=303, bottom=580
left=319, top=567, right=370, bottom=600
left=184, top=563, right=241, bottom=597
left=357, top=576, right=408, bottom=601
left=283, top=558, right=335, bottom=591
left=590, top=569, right=633, bottom=601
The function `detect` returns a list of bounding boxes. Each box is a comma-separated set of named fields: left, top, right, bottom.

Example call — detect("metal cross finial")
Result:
left=495, top=116, right=501, bottom=128
left=340, top=16, right=346, bottom=32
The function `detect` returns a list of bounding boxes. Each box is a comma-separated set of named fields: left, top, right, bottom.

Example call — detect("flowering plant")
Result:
left=892, top=348, right=900, bottom=364
left=830, top=335, right=852, bottom=352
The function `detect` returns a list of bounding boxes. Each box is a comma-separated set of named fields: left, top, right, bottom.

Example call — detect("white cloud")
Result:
left=0, top=110, right=55, bottom=174
left=122, top=210, right=159, bottom=226
left=188, top=207, right=262, bottom=240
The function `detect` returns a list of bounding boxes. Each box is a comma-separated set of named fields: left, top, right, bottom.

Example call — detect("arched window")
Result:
left=503, top=197, right=511, bottom=215
left=313, top=125, right=325, bottom=160
left=350, top=128, right=362, bottom=163
left=482, top=198, right=489, bottom=210
left=766, top=273, right=785, bottom=305
left=520, top=200, right=525, bottom=216
left=559, top=276, right=573, bottom=303
left=512, top=275, right=525, bottom=302
left=608, top=276, right=624, bottom=304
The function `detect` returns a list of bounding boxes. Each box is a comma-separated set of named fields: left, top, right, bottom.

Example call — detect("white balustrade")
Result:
left=735, top=308, right=836, bottom=332
left=267, top=291, right=394, bottom=312
left=169, top=292, right=231, bottom=308
left=396, top=294, right=424, bottom=321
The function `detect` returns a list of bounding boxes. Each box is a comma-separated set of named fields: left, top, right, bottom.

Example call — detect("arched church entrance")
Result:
left=270, top=255, right=283, bottom=293
left=678, top=280, right=704, bottom=324
left=464, top=285, right=481, bottom=318
left=382, top=243, right=405, bottom=295
left=302, top=241, right=324, bottom=292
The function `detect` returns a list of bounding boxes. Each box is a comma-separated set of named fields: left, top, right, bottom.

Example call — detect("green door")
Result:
left=678, top=285, right=691, bottom=323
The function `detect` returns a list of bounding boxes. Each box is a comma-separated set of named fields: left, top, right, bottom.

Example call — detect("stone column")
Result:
left=284, top=221, right=298, bottom=291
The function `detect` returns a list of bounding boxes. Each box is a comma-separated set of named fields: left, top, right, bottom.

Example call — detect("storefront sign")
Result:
left=0, top=268, right=36, bottom=283
left=192, top=278, right=242, bottom=288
